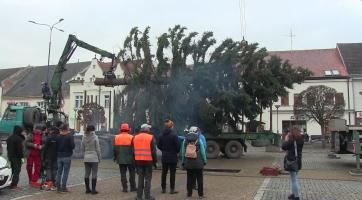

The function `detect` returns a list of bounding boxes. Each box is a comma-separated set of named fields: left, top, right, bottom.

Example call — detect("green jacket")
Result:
left=113, top=132, right=134, bottom=165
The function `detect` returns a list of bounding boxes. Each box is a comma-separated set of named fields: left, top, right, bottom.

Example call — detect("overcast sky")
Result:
left=0, top=0, right=361, bottom=69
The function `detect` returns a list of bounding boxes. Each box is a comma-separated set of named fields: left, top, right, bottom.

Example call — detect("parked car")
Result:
left=0, top=156, right=12, bottom=189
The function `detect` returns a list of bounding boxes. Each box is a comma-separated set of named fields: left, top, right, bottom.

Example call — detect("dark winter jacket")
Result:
left=282, top=138, right=304, bottom=170
left=157, top=128, right=181, bottom=164
left=6, top=126, right=25, bottom=159
left=44, top=132, right=58, bottom=161
left=181, top=133, right=207, bottom=170
left=56, top=131, right=75, bottom=158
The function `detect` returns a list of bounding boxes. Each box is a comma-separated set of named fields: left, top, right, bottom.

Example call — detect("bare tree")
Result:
left=294, top=85, right=345, bottom=148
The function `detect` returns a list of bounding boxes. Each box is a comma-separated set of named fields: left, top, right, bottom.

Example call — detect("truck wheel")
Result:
left=225, top=140, right=243, bottom=159
left=99, top=138, right=112, bottom=159
left=24, top=108, right=41, bottom=126
left=206, top=140, right=220, bottom=159
left=72, top=135, right=84, bottom=159
left=251, top=139, right=271, bottom=147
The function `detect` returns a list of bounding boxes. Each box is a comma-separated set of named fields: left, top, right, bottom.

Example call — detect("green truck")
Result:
left=0, top=105, right=42, bottom=140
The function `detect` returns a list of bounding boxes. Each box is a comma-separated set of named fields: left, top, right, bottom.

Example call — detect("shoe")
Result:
left=199, top=196, right=205, bottom=199
left=294, top=198, right=300, bottom=200
left=288, top=194, right=295, bottom=199
left=31, top=182, right=41, bottom=188
left=50, top=186, right=57, bottom=191
left=170, top=189, right=179, bottom=194
left=130, top=187, right=137, bottom=192
left=122, top=188, right=128, bottom=193
left=85, top=178, right=91, bottom=194
left=162, top=188, right=166, bottom=193
left=148, top=197, right=155, bottom=200
left=62, top=187, right=70, bottom=193
left=91, top=178, right=98, bottom=195
left=135, top=197, right=142, bottom=200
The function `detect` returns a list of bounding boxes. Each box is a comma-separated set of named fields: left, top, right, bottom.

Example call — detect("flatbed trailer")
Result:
left=204, top=131, right=279, bottom=159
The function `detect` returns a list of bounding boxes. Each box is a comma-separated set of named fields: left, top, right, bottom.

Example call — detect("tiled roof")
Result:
left=268, top=48, right=348, bottom=77
left=4, top=61, right=90, bottom=98
left=0, top=67, right=24, bottom=83
left=337, top=43, right=362, bottom=75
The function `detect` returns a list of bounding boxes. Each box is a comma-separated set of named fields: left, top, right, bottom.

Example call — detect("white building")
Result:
left=68, top=58, right=126, bottom=131
left=264, top=48, right=354, bottom=135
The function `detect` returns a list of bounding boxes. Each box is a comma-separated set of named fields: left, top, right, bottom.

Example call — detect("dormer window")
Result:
left=324, top=69, right=340, bottom=76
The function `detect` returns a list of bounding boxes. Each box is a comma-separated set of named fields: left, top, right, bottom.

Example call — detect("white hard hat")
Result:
left=140, top=123, right=152, bottom=131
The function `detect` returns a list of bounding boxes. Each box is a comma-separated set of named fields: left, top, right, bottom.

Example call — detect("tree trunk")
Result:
left=321, top=123, right=326, bottom=148
left=269, top=104, right=273, bottom=131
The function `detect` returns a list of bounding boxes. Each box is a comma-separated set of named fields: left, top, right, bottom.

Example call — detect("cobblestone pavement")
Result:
left=260, top=178, right=362, bottom=200
left=0, top=161, right=120, bottom=200
left=257, top=142, right=362, bottom=200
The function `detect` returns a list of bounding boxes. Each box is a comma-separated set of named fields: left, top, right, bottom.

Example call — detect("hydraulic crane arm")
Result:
left=48, top=34, right=117, bottom=114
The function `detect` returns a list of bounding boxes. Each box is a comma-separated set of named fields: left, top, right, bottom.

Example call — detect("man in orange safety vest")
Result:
left=133, top=123, right=157, bottom=200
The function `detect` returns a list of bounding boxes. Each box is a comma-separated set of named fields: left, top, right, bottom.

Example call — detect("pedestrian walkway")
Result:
left=260, top=178, right=362, bottom=200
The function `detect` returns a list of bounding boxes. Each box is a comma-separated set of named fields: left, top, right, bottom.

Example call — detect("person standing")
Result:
left=43, top=126, right=59, bottom=191
left=158, top=119, right=180, bottom=194
left=81, top=125, right=101, bottom=195
left=25, top=124, right=45, bottom=187
left=282, top=127, right=304, bottom=200
left=181, top=127, right=207, bottom=199
left=133, top=124, right=157, bottom=200
left=6, top=125, right=25, bottom=189
left=114, top=123, right=137, bottom=193
left=56, top=124, right=75, bottom=193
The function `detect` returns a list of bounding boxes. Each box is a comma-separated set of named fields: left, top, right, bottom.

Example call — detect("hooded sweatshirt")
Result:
left=81, top=131, right=101, bottom=163
left=157, top=128, right=181, bottom=163
left=56, top=130, right=75, bottom=158
left=6, top=126, right=25, bottom=159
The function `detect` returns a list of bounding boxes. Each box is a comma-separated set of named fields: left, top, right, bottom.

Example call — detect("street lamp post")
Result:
left=28, top=18, right=64, bottom=83
left=275, top=105, right=281, bottom=134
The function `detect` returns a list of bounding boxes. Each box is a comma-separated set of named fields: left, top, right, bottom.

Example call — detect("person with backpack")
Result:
left=157, top=119, right=181, bottom=194
left=81, top=125, right=101, bottom=194
left=113, top=123, right=137, bottom=193
left=6, top=125, right=25, bottom=189
left=282, top=126, right=304, bottom=200
left=181, top=126, right=207, bottom=199
left=133, top=124, right=158, bottom=200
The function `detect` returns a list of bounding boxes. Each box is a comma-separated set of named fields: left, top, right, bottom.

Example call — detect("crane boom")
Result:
left=47, top=34, right=117, bottom=117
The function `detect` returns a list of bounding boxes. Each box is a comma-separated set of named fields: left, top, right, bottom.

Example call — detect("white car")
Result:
left=0, top=156, right=12, bottom=189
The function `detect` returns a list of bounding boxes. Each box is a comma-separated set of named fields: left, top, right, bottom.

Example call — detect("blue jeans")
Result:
left=290, top=171, right=300, bottom=198
left=56, top=157, right=71, bottom=188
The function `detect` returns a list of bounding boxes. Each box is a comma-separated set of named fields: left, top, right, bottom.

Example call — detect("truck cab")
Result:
left=0, top=105, right=42, bottom=140
left=0, top=105, right=25, bottom=140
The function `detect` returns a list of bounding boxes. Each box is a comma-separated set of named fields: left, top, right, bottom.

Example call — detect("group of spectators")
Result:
left=113, top=119, right=207, bottom=200
left=6, top=122, right=75, bottom=193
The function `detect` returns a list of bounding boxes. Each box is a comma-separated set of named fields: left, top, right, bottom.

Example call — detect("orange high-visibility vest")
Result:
left=114, top=132, right=133, bottom=146
left=133, top=133, right=153, bottom=161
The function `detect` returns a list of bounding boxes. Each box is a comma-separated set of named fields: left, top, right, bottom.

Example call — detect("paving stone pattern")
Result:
left=0, top=163, right=120, bottom=200
left=261, top=178, right=362, bottom=200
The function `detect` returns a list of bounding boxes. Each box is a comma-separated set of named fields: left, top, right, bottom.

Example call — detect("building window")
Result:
left=104, top=95, right=110, bottom=108
left=95, top=95, right=98, bottom=104
left=294, top=94, right=300, bottom=105
left=335, top=93, right=344, bottom=105
left=281, top=94, right=289, bottom=106
left=75, top=95, right=84, bottom=108
left=17, top=102, right=29, bottom=106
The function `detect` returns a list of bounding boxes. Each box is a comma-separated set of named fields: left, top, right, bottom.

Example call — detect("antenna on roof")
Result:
left=239, top=0, right=247, bottom=41
left=284, top=28, right=296, bottom=51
